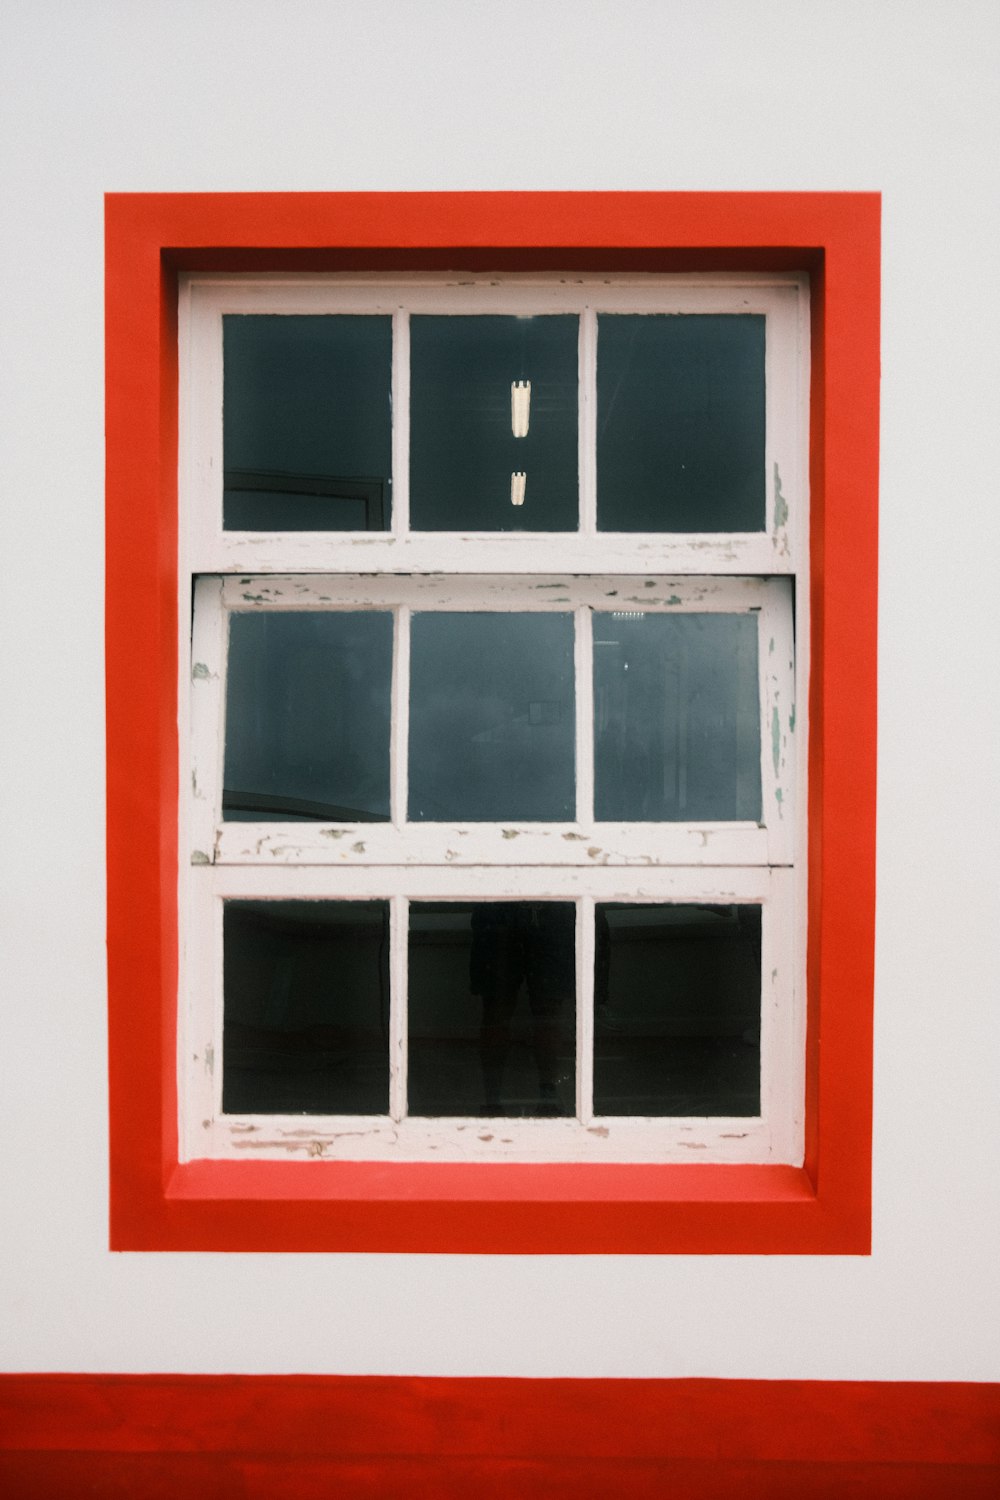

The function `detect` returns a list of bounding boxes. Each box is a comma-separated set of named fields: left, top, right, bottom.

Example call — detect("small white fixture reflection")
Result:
left=511, top=380, right=531, bottom=438
left=511, top=471, right=527, bottom=506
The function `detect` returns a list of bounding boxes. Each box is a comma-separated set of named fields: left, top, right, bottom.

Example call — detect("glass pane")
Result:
left=594, top=904, right=761, bottom=1116
left=593, top=612, right=761, bottom=821
left=409, top=902, right=576, bottom=1117
left=223, top=315, right=392, bottom=530
left=223, top=900, right=389, bottom=1114
left=410, top=315, right=578, bottom=531
left=409, top=613, right=575, bottom=821
left=224, top=611, right=392, bottom=822
left=597, top=314, right=765, bottom=532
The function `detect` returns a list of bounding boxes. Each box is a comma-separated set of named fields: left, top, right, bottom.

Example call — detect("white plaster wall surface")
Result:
left=0, top=0, right=997, bottom=1379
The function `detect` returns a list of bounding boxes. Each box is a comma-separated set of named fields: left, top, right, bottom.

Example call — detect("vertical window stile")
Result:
left=579, top=307, right=598, bottom=535
left=766, top=868, right=803, bottom=1158
left=575, top=605, right=594, bottom=827
left=577, top=895, right=595, bottom=1124
left=755, top=608, right=770, bottom=842
left=389, top=895, right=408, bottom=1122
left=760, top=579, right=796, bottom=865
left=391, top=309, right=410, bottom=536
left=391, top=605, right=411, bottom=828
left=735, top=611, right=759, bottom=819
left=211, top=890, right=226, bottom=1130
left=189, top=576, right=227, bottom=860
left=677, top=642, right=689, bottom=815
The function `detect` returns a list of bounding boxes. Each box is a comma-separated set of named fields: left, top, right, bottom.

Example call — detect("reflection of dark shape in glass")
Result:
left=223, top=471, right=387, bottom=531
left=409, top=613, right=575, bottom=821
left=410, top=315, right=578, bottom=531
left=597, top=314, right=766, bottom=532
left=223, top=900, right=390, bottom=1114
left=408, top=903, right=576, bottom=1117
left=594, top=904, right=761, bottom=1117
left=223, top=315, right=392, bottom=530
left=224, top=611, right=392, bottom=822
left=593, top=612, right=761, bottom=822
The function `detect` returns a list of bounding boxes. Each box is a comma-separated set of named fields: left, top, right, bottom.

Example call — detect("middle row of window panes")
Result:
left=222, top=313, right=766, bottom=533
left=223, top=610, right=762, bottom=824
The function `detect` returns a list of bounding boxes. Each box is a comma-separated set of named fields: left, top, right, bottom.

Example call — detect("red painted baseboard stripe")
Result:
left=2, top=1377, right=997, bottom=1468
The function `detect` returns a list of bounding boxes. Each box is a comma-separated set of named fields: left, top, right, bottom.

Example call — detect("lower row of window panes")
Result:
left=222, top=900, right=761, bottom=1120
left=222, top=610, right=762, bottom=824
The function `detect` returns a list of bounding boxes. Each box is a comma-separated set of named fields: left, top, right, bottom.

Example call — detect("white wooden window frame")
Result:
left=178, top=272, right=809, bottom=1166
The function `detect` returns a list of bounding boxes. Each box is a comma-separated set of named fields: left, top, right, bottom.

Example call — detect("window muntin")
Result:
left=180, top=273, right=807, bottom=1168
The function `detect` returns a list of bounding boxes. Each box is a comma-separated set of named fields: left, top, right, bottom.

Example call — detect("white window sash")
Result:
left=182, top=864, right=800, bottom=1165
left=177, top=271, right=810, bottom=1169
left=189, top=574, right=795, bottom=870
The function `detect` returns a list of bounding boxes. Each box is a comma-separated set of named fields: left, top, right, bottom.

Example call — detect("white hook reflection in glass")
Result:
left=511, top=471, right=527, bottom=507
left=511, top=380, right=531, bottom=438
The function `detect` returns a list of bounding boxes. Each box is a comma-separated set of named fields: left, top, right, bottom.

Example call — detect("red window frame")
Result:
left=106, top=191, right=879, bottom=1253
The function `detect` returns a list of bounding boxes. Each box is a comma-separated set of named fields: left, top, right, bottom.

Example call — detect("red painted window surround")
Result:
left=105, top=192, right=879, bottom=1253
left=3, top=1376, right=998, bottom=1497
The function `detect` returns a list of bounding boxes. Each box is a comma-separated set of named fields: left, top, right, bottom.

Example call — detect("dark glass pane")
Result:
left=597, top=314, right=765, bottom=531
left=223, top=315, right=392, bottom=530
left=409, top=613, right=575, bottom=821
left=410, top=316, right=578, bottom=531
left=409, top=903, right=576, bottom=1117
left=223, top=900, right=389, bottom=1114
left=594, top=904, right=760, bottom=1116
left=593, top=613, right=760, bottom=821
left=224, top=611, right=392, bottom=822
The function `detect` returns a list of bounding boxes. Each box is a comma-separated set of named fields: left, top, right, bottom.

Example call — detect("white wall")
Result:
left=1, top=0, right=998, bottom=1380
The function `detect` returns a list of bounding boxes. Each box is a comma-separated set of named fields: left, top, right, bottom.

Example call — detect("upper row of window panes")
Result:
left=222, top=313, right=766, bottom=534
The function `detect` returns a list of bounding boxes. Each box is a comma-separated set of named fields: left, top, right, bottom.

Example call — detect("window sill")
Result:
left=140, top=1159, right=848, bottom=1254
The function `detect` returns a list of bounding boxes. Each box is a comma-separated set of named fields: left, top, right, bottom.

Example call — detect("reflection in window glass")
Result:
left=597, top=314, right=765, bottom=532
left=223, top=315, right=392, bottom=530
left=222, top=901, right=390, bottom=1115
left=409, top=903, right=576, bottom=1117
left=593, top=612, right=761, bottom=822
left=409, top=613, right=575, bottom=821
left=224, top=611, right=392, bottom=822
left=410, top=316, right=578, bottom=531
left=594, top=904, right=761, bottom=1116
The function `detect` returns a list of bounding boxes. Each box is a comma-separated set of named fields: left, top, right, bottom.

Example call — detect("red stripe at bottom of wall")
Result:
left=1, top=1375, right=998, bottom=1498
